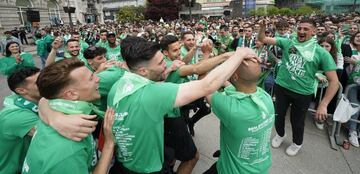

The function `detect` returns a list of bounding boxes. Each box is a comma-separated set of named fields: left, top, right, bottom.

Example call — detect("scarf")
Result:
left=48, top=99, right=98, bottom=168
left=291, top=37, right=317, bottom=62
left=112, top=71, right=151, bottom=108
left=49, top=99, right=104, bottom=117
left=224, top=85, right=269, bottom=116
left=14, top=95, right=38, bottom=113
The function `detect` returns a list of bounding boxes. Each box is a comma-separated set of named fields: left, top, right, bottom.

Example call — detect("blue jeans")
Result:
left=39, top=52, right=49, bottom=69
left=346, top=85, right=360, bottom=131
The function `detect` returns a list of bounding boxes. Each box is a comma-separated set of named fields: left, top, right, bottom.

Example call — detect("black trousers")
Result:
left=274, top=84, right=313, bottom=145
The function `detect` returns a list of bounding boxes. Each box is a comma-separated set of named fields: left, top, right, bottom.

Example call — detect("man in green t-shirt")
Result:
left=0, top=67, right=40, bottom=174
left=23, top=58, right=115, bottom=174
left=107, top=36, right=258, bottom=173
left=160, top=35, right=233, bottom=173
left=46, top=38, right=83, bottom=66
left=95, top=29, right=109, bottom=48
left=204, top=52, right=275, bottom=174
left=180, top=31, right=197, bottom=65
left=258, top=18, right=339, bottom=156
left=218, top=25, right=234, bottom=54
left=105, top=32, right=123, bottom=61
left=71, top=31, right=89, bottom=53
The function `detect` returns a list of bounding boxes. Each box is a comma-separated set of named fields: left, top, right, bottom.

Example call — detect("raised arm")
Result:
left=178, top=51, right=233, bottom=77
left=182, top=46, right=197, bottom=64
left=93, top=108, right=115, bottom=174
left=258, top=20, right=276, bottom=45
left=45, top=37, right=63, bottom=67
left=174, top=47, right=258, bottom=107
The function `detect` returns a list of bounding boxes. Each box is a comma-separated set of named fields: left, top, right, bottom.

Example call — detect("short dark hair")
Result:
left=160, top=35, right=178, bottom=51
left=5, top=41, right=21, bottom=57
left=220, top=25, right=228, bottom=31
left=71, top=31, right=80, bottom=36
left=36, top=58, right=84, bottom=99
left=83, top=46, right=107, bottom=60
left=181, top=31, right=194, bottom=40
left=120, top=36, right=160, bottom=70
left=8, top=67, right=40, bottom=94
left=100, top=29, right=108, bottom=34
left=299, top=18, right=316, bottom=27
left=66, top=39, right=79, bottom=46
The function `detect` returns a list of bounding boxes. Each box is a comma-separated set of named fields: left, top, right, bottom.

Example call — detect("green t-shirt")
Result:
left=105, top=44, right=123, bottom=61
left=0, top=53, right=35, bottom=76
left=97, top=66, right=126, bottom=111
left=218, top=34, right=234, bottom=51
left=0, top=95, right=39, bottom=174
left=35, top=39, right=47, bottom=57
left=107, top=81, right=179, bottom=173
left=164, top=58, right=188, bottom=117
left=180, top=46, right=198, bottom=80
left=348, top=50, right=360, bottom=84
left=275, top=37, right=337, bottom=95
left=80, top=40, right=89, bottom=53
left=22, top=102, right=97, bottom=174
left=95, top=40, right=109, bottom=48
left=211, top=86, right=275, bottom=174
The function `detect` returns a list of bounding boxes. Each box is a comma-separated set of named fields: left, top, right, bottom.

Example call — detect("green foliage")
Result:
left=248, top=5, right=321, bottom=16
left=117, top=5, right=145, bottom=23
left=278, top=7, right=293, bottom=15
left=267, top=6, right=279, bottom=16
left=294, top=5, right=322, bottom=16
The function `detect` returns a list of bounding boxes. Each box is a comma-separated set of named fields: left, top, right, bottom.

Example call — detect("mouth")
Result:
left=298, top=34, right=306, bottom=41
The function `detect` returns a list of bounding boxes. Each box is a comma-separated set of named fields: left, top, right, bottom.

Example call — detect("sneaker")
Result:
left=315, top=121, right=324, bottom=130
left=286, top=143, right=302, bottom=156
left=271, top=133, right=286, bottom=148
left=349, top=130, right=359, bottom=147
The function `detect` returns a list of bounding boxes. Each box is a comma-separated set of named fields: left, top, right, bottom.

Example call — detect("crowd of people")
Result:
left=0, top=12, right=360, bottom=174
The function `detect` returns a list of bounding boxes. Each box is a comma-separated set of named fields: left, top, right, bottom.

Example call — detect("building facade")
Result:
left=0, top=0, right=103, bottom=33
left=179, top=0, right=275, bottom=18
left=102, top=0, right=145, bottom=21
left=304, top=0, right=359, bottom=13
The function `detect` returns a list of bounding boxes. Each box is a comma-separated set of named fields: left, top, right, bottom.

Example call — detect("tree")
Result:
left=278, top=7, right=293, bottom=16
left=117, top=5, right=145, bottom=23
left=294, top=5, right=321, bottom=16
left=267, top=6, right=279, bottom=16
left=145, top=0, right=181, bottom=21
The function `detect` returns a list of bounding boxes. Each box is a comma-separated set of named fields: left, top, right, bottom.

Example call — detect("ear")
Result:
left=15, top=87, right=27, bottom=95
left=62, top=89, right=80, bottom=100
left=87, top=59, right=93, bottom=65
left=162, top=50, right=170, bottom=57
left=136, top=67, right=148, bottom=77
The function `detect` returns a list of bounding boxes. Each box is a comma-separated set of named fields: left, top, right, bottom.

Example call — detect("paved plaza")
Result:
left=0, top=45, right=359, bottom=174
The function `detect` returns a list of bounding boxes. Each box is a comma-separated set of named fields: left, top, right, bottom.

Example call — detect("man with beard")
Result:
left=160, top=35, right=233, bottom=173
left=46, top=38, right=82, bottom=66
left=258, top=18, right=339, bottom=156
left=106, top=37, right=257, bottom=173
left=0, top=67, right=40, bottom=174
left=70, top=31, right=89, bottom=53
left=180, top=31, right=197, bottom=65
left=105, top=32, right=123, bottom=61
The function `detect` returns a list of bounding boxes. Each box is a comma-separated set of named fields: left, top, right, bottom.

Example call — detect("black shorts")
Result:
left=164, top=117, right=197, bottom=161
left=203, top=162, right=218, bottom=174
